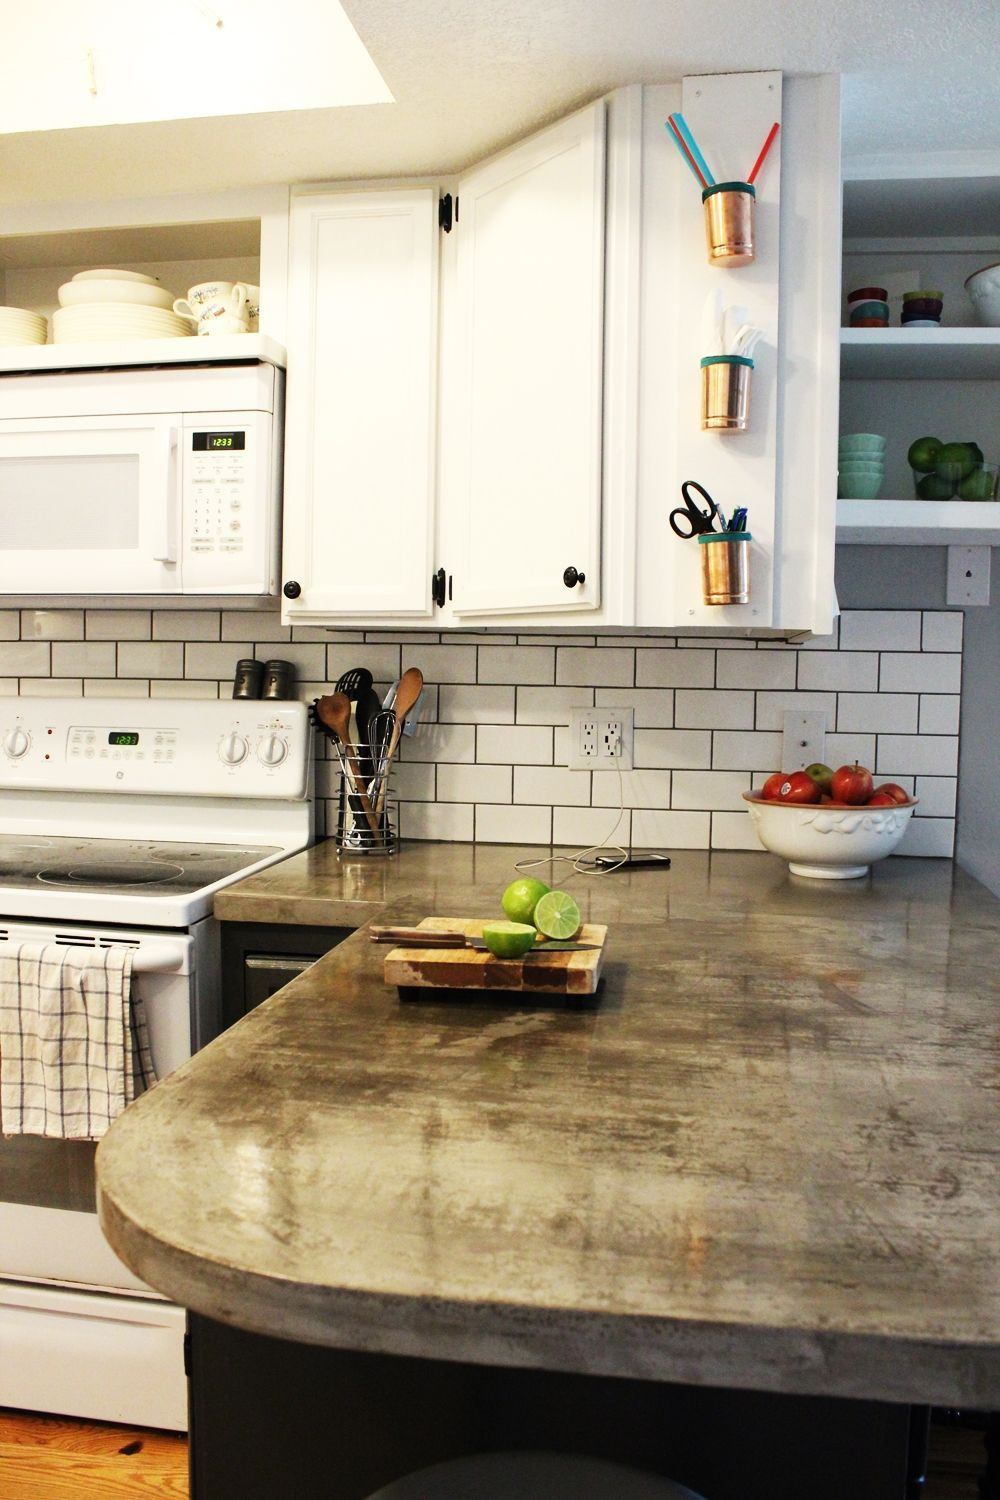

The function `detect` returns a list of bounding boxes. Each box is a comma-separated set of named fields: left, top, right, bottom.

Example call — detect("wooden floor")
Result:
left=0, top=1410, right=188, bottom=1498
left=0, top=1407, right=987, bottom=1498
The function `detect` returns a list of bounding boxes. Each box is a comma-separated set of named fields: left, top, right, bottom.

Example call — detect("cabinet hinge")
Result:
left=432, top=568, right=446, bottom=607
left=439, top=194, right=454, bottom=233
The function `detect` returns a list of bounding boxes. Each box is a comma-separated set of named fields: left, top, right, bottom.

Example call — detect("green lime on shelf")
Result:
left=907, top=436, right=942, bottom=474
left=532, top=890, right=582, bottom=941
left=916, top=472, right=956, bottom=501
left=935, top=442, right=978, bottom=481
left=959, top=467, right=997, bottom=501
left=501, top=877, right=550, bottom=924
left=481, top=921, right=538, bottom=959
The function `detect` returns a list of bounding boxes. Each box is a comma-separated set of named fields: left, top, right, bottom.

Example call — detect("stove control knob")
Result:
left=218, top=732, right=249, bottom=766
left=3, top=727, right=30, bottom=759
left=257, top=733, right=288, bottom=767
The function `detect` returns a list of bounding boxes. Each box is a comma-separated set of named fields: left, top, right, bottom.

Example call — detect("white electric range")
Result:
left=0, top=697, right=313, bottom=1431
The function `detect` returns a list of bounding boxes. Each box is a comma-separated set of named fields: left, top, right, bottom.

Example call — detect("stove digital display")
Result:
left=108, top=732, right=140, bottom=746
left=192, top=431, right=246, bottom=451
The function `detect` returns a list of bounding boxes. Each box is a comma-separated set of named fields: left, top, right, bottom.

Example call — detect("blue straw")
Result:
left=664, top=121, right=704, bottom=187
left=672, top=113, right=716, bottom=188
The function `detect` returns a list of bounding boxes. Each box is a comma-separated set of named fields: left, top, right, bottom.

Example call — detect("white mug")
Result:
left=242, top=283, right=260, bottom=332
left=198, top=311, right=250, bottom=337
left=174, top=282, right=247, bottom=322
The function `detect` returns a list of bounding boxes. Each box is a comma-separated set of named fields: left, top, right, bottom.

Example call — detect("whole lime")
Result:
left=907, top=436, right=942, bottom=473
left=963, top=442, right=985, bottom=466
left=481, top=921, right=537, bottom=958
left=501, top=877, right=550, bottom=924
left=916, top=472, right=955, bottom=500
left=935, top=442, right=977, bottom=481
left=959, top=467, right=997, bottom=501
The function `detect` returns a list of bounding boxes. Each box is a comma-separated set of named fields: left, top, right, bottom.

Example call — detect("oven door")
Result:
left=0, top=414, right=183, bottom=594
left=0, top=920, right=194, bottom=1292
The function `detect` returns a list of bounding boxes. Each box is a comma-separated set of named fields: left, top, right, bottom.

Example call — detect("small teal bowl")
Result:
left=839, top=433, right=886, bottom=454
left=837, top=473, right=883, bottom=499
left=849, top=300, right=890, bottom=321
left=839, top=462, right=885, bottom=477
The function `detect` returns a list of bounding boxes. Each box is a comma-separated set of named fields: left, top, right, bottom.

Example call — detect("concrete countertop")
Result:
left=98, top=845, right=1000, bottom=1407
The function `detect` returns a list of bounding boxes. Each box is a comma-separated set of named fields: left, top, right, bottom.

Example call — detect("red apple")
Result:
left=867, top=791, right=897, bottom=807
left=831, top=763, right=874, bottom=805
left=777, top=771, right=821, bottom=804
left=761, top=772, right=786, bottom=800
left=874, top=782, right=910, bottom=805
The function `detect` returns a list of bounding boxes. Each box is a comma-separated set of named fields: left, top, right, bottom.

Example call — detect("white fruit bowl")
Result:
left=742, top=792, right=917, bottom=879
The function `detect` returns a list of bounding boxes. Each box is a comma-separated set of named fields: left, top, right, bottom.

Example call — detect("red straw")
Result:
left=666, top=116, right=708, bottom=190
left=747, top=122, right=780, bottom=185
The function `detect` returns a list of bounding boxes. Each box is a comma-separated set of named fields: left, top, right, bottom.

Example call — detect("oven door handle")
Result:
left=131, top=940, right=187, bottom=974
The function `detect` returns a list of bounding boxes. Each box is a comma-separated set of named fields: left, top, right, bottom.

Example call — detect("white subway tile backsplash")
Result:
left=675, top=690, right=754, bottom=729
left=671, top=770, right=750, bottom=811
left=634, top=729, right=712, bottom=769
left=710, top=730, right=783, bottom=771
left=837, top=694, right=918, bottom=734
left=441, top=684, right=516, bottom=724
left=22, top=610, right=84, bottom=640
left=919, top=695, right=961, bottom=735
left=592, top=768, right=672, bottom=810
left=914, top=777, right=957, bottom=817
left=516, top=685, right=593, bottom=724
left=557, top=647, right=633, bottom=687
left=52, top=642, right=116, bottom=678
left=798, top=652, right=879, bottom=691
left=438, top=764, right=512, bottom=803
left=477, top=725, right=552, bottom=765
left=595, top=687, right=674, bottom=727
left=476, top=804, right=552, bottom=845
left=877, top=735, right=959, bottom=778
left=154, top=610, right=221, bottom=641
left=553, top=805, right=631, bottom=847
left=400, top=802, right=474, bottom=842
left=921, top=612, right=963, bottom=652
left=839, top=610, right=921, bottom=651
left=117, top=642, right=184, bottom=679
left=880, top=653, right=961, bottom=694
left=631, top=809, right=710, bottom=849
left=636, top=649, right=713, bottom=688
left=755, top=691, right=836, bottom=732
left=515, top=765, right=590, bottom=806
left=716, top=651, right=795, bottom=690
left=478, top=646, right=554, bottom=685
left=0, top=642, right=50, bottom=675
left=0, top=607, right=965, bottom=863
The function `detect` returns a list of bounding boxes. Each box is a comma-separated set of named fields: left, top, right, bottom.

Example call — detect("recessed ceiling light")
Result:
left=0, top=0, right=393, bottom=134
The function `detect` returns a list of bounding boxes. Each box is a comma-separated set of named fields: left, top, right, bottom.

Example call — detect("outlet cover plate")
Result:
left=567, top=707, right=634, bottom=771
left=781, top=709, right=827, bottom=773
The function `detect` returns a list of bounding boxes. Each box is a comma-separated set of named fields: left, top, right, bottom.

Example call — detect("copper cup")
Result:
left=701, top=355, right=753, bottom=431
left=703, top=181, right=756, bottom=267
left=698, top=533, right=751, bottom=606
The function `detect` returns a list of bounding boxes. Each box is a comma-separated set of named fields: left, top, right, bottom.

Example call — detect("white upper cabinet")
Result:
left=444, top=104, right=606, bottom=616
left=281, top=186, right=439, bottom=620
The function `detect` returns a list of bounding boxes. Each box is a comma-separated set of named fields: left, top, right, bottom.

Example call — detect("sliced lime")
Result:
left=532, top=890, right=582, bottom=941
left=481, top=921, right=538, bottom=958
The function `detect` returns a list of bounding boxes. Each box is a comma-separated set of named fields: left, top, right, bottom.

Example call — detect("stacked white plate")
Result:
left=0, top=306, right=48, bottom=347
left=52, top=269, right=193, bottom=343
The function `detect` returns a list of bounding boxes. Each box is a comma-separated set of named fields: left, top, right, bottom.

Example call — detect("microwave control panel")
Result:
left=179, top=400, right=281, bottom=594
left=189, top=429, right=250, bottom=557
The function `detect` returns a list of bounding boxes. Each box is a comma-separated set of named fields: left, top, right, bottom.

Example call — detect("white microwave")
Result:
left=0, top=361, right=283, bottom=598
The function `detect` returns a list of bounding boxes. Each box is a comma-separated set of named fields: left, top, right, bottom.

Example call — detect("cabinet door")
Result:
left=281, top=188, right=439, bottom=621
left=446, top=103, right=606, bottom=616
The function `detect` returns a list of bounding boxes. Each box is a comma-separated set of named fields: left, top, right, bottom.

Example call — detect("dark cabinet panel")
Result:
left=220, top=922, right=353, bottom=1031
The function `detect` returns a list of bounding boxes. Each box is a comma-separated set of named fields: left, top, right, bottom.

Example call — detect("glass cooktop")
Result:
left=0, top=835, right=280, bottom=898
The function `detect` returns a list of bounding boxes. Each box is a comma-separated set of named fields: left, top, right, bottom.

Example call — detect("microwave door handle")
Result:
left=151, top=425, right=179, bottom=564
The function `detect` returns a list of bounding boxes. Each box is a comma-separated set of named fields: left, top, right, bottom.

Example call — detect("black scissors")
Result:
left=669, top=480, right=721, bottom=539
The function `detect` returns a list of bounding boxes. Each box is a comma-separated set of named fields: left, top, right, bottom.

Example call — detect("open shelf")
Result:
left=840, top=327, right=1000, bottom=380
left=0, top=332, right=286, bottom=374
left=837, top=499, right=1000, bottom=545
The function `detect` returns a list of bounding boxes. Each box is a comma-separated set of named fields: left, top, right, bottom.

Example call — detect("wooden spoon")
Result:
left=374, top=667, right=424, bottom=820
left=315, top=692, right=380, bottom=835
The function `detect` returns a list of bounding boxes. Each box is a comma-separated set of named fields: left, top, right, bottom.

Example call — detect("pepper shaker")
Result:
left=261, top=659, right=294, bottom=700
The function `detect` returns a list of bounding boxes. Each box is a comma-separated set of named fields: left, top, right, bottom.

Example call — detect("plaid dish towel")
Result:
left=0, top=943, right=155, bottom=1139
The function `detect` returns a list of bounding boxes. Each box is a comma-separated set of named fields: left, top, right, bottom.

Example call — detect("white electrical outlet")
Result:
left=781, top=709, right=827, bottom=772
left=567, top=708, right=634, bottom=770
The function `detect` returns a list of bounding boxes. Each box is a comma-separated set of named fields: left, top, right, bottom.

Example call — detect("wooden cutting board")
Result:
left=383, top=917, right=607, bottom=995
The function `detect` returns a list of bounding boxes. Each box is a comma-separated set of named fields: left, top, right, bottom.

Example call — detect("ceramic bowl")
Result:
left=73, top=268, right=161, bottom=286
left=838, top=473, right=883, bottom=500
left=847, top=286, right=888, bottom=303
left=839, top=433, right=886, bottom=454
left=838, top=461, right=885, bottom=476
left=743, top=792, right=916, bottom=879
left=849, top=300, right=890, bottom=321
left=965, top=263, right=1000, bottom=326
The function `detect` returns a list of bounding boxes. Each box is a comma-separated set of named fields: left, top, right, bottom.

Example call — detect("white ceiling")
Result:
left=2, top=0, right=998, bottom=205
